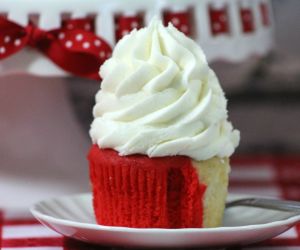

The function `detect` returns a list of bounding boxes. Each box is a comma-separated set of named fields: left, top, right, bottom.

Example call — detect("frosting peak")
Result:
left=90, top=19, right=240, bottom=161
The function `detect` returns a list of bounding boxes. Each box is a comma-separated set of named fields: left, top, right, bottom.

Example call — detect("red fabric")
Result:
left=209, top=6, right=230, bottom=36
left=164, top=11, right=191, bottom=36
left=240, top=8, right=255, bottom=33
left=0, top=17, right=112, bottom=80
left=2, top=237, right=63, bottom=248
left=88, top=145, right=206, bottom=228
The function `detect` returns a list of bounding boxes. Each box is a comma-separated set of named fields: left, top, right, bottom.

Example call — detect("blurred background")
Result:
left=69, top=0, right=300, bottom=153
left=0, top=0, right=299, bottom=208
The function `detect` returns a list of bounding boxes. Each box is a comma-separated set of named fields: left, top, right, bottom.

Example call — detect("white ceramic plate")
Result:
left=31, top=193, right=300, bottom=248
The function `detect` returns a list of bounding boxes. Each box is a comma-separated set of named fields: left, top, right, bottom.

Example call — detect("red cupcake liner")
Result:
left=88, top=145, right=206, bottom=228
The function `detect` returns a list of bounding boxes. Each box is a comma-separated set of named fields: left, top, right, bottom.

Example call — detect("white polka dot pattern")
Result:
left=14, top=39, right=21, bottom=46
left=65, top=40, right=73, bottom=48
left=0, top=47, right=6, bottom=54
left=83, top=42, right=90, bottom=49
left=58, top=33, right=65, bottom=40
left=76, top=34, right=83, bottom=41
left=4, top=36, right=10, bottom=43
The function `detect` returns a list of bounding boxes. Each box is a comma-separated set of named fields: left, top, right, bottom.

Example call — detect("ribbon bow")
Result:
left=0, top=17, right=112, bottom=80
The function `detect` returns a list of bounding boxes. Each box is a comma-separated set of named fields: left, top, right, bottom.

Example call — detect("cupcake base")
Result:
left=89, top=145, right=207, bottom=228
left=88, top=145, right=229, bottom=228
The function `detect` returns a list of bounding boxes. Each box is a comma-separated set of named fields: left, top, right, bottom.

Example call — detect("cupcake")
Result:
left=88, top=18, right=240, bottom=228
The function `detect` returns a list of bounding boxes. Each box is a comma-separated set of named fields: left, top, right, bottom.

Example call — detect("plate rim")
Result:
left=30, top=192, right=300, bottom=233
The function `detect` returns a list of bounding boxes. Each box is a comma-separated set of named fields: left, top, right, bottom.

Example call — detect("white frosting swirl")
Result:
left=90, top=19, right=240, bottom=161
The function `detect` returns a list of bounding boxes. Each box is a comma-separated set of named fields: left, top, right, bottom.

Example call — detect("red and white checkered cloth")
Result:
left=1, top=155, right=300, bottom=250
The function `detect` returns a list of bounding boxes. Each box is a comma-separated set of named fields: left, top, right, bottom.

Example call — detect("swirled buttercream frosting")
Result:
left=90, top=19, right=240, bottom=161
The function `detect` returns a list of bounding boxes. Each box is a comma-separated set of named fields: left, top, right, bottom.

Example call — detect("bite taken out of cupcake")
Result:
left=88, top=18, right=240, bottom=229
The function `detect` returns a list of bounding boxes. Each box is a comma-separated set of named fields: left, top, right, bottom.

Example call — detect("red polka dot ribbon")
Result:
left=260, top=2, right=270, bottom=27
left=0, top=17, right=112, bottom=80
left=209, top=6, right=230, bottom=36
left=164, top=11, right=191, bottom=36
left=240, top=8, right=255, bottom=33
left=115, top=15, right=143, bottom=42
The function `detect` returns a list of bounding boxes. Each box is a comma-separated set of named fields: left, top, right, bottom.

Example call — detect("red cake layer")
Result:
left=88, top=145, right=206, bottom=228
